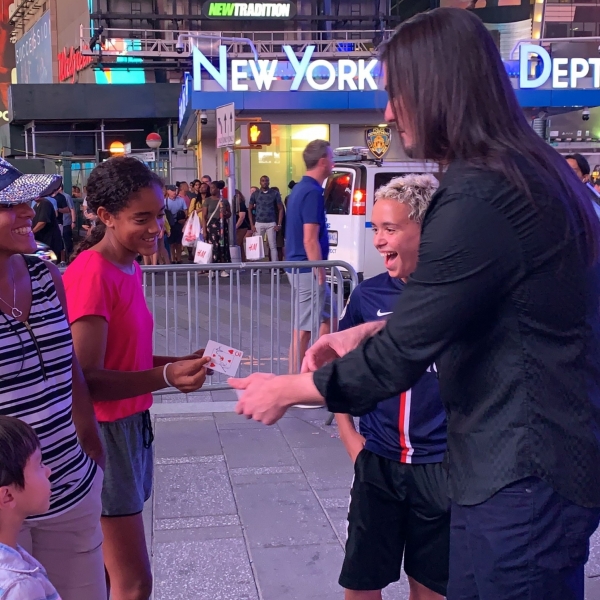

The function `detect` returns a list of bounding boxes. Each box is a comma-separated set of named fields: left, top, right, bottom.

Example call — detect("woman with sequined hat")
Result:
left=0, top=157, right=106, bottom=600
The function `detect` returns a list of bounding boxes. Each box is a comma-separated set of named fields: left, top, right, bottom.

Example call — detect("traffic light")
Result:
left=248, top=122, right=272, bottom=146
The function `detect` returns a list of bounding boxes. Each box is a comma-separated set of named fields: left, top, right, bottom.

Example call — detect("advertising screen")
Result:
left=15, top=12, right=53, bottom=84
left=440, top=0, right=530, bottom=24
left=95, top=39, right=145, bottom=84
left=0, top=0, right=17, bottom=123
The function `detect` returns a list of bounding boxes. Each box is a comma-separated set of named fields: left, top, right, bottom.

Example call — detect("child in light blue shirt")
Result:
left=0, top=416, right=59, bottom=599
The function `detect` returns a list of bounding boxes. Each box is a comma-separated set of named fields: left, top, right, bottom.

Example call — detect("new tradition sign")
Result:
left=202, top=1, right=296, bottom=18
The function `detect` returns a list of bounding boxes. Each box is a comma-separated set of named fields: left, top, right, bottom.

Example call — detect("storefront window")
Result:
left=250, top=124, right=329, bottom=198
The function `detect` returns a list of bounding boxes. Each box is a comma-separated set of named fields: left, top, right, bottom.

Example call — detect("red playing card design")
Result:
left=202, top=340, right=244, bottom=376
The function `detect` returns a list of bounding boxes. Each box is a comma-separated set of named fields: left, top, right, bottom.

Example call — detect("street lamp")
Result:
left=109, top=141, right=125, bottom=155
left=146, top=133, right=162, bottom=149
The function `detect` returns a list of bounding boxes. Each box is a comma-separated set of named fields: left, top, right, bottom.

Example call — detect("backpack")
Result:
left=164, top=198, right=176, bottom=228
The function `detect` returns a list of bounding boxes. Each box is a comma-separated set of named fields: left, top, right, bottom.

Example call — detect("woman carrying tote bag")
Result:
left=202, top=182, right=232, bottom=278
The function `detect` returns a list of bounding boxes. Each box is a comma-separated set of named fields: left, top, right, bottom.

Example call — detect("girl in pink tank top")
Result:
left=64, top=157, right=210, bottom=600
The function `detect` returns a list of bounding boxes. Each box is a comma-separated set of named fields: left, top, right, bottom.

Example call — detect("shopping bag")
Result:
left=245, top=234, right=265, bottom=260
left=182, top=212, right=201, bottom=247
left=194, top=241, right=214, bottom=265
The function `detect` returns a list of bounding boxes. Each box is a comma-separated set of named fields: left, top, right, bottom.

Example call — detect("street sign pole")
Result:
left=226, top=148, right=236, bottom=249
left=216, top=103, right=239, bottom=262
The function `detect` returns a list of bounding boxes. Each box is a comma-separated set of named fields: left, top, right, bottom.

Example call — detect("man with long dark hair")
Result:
left=232, top=8, right=600, bottom=599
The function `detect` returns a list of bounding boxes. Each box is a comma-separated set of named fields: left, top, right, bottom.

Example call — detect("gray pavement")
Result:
left=146, top=392, right=600, bottom=600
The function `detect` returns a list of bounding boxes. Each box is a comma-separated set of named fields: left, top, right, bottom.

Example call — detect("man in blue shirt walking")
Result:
left=335, top=174, right=449, bottom=600
left=285, top=139, right=336, bottom=374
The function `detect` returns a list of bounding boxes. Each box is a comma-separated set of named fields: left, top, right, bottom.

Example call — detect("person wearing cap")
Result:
left=0, top=158, right=106, bottom=600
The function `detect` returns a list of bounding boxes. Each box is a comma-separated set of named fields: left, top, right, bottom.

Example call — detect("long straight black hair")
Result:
left=380, top=7, right=600, bottom=264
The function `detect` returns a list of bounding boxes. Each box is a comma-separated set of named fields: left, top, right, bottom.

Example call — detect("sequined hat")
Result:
left=0, top=157, right=62, bottom=205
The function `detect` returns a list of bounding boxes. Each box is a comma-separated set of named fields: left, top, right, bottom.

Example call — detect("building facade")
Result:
left=3, top=0, right=407, bottom=191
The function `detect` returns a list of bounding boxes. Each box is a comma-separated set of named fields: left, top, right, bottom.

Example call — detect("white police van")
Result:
left=325, top=147, right=442, bottom=282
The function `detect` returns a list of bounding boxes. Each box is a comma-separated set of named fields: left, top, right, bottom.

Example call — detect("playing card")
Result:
left=202, top=340, right=243, bottom=376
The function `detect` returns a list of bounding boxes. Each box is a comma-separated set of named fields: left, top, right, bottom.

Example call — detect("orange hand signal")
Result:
left=249, top=124, right=260, bottom=144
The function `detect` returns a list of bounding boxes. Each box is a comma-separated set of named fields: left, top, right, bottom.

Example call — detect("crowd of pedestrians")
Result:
left=131, top=173, right=293, bottom=269
left=3, top=6, right=600, bottom=600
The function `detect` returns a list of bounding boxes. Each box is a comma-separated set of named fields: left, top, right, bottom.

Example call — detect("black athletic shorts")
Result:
left=339, top=449, right=450, bottom=595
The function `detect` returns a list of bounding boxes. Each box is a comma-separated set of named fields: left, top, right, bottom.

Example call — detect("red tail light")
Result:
left=352, top=189, right=366, bottom=215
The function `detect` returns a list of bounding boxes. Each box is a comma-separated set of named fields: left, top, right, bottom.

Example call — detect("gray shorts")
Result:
left=98, top=411, right=154, bottom=517
left=287, top=271, right=335, bottom=332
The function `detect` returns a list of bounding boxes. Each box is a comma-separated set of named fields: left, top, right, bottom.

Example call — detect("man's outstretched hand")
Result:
left=230, top=373, right=290, bottom=425
left=301, top=321, right=387, bottom=373
left=230, top=373, right=325, bottom=425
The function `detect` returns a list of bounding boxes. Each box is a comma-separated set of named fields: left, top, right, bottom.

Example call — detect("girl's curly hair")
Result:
left=76, top=156, right=163, bottom=255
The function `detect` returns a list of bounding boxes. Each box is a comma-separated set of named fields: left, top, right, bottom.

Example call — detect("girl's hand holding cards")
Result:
left=166, top=357, right=211, bottom=393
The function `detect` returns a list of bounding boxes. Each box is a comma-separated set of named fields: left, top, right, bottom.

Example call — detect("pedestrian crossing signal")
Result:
left=249, top=122, right=272, bottom=146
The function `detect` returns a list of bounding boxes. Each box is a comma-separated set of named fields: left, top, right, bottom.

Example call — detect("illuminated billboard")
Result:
left=95, top=39, right=145, bottom=84
left=202, top=1, right=296, bottom=19
left=440, top=0, right=530, bottom=23
left=0, top=0, right=17, bottom=122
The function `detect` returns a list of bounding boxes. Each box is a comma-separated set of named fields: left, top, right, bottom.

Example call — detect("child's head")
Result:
left=76, top=156, right=164, bottom=258
left=0, top=417, right=51, bottom=519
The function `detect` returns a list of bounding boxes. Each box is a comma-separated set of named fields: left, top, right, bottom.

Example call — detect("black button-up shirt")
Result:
left=314, top=158, right=600, bottom=507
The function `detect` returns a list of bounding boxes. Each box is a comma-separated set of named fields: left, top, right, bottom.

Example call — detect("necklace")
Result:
left=0, top=264, right=23, bottom=319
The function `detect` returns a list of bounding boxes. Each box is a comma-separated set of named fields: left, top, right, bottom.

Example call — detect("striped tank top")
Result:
left=0, top=256, right=96, bottom=519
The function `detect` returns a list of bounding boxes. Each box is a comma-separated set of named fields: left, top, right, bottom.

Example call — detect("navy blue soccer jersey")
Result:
left=339, top=273, right=448, bottom=464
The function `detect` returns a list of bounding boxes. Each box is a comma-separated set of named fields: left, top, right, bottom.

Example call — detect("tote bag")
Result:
left=245, top=233, right=265, bottom=260
left=194, top=240, right=214, bottom=265
left=182, top=211, right=201, bottom=247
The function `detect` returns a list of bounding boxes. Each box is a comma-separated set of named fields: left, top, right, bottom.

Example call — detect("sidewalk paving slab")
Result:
left=233, top=478, right=340, bottom=549
left=154, top=417, right=222, bottom=458
left=250, top=543, right=345, bottom=600
left=153, top=538, right=258, bottom=600
left=154, top=459, right=237, bottom=520
left=220, top=426, right=299, bottom=469
left=292, top=445, right=357, bottom=491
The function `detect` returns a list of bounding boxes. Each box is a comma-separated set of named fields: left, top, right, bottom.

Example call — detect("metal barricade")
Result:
left=142, top=260, right=359, bottom=394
